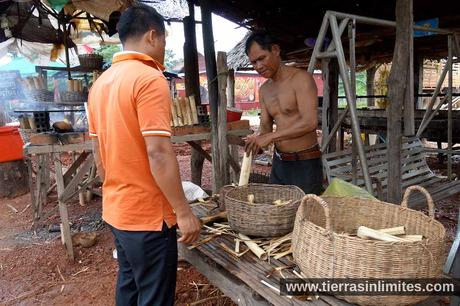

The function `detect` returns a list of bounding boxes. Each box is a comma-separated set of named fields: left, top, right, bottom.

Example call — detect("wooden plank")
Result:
left=179, top=246, right=272, bottom=306
left=63, top=151, right=90, bottom=185
left=24, top=142, right=92, bottom=155
left=59, top=155, right=94, bottom=202
left=53, top=153, right=74, bottom=260
left=217, top=52, right=230, bottom=189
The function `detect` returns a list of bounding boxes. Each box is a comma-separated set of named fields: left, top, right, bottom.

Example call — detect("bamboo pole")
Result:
left=378, top=226, right=405, bottom=235
left=358, top=226, right=406, bottom=242
left=238, top=152, right=252, bottom=186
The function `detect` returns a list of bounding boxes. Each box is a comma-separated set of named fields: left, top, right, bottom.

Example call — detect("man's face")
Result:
left=146, top=30, right=166, bottom=64
left=247, top=42, right=281, bottom=79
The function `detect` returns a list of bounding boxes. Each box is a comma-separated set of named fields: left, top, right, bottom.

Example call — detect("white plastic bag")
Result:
left=182, top=181, right=208, bottom=202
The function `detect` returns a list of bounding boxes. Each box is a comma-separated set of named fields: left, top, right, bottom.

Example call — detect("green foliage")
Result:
left=338, top=71, right=368, bottom=108
left=94, top=45, right=121, bottom=65
left=164, top=49, right=182, bottom=72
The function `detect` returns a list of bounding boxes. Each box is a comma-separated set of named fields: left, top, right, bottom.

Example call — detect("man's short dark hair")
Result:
left=245, top=31, right=278, bottom=55
left=117, top=4, right=165, bottom=44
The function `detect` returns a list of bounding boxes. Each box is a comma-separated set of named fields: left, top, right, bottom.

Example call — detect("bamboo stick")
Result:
left=184, top=97, right=193, bottom=125
left=399, top=235, right=423, bottom=241
left=174, top=98, right=184, bottom=126
left=378, top=226, right=405, bottom=235
left=200, top=211, right=227, bottom=225
left=247, top=194, right=255, bottom=204
left=33, top=77, right=41, bottom=90
left=219, top=242, right=249, bottom=258
left=238, top=152, right=252, bottom=186
left=238, top=233, right=267, bottom=260
left=170, top=100, right=178, bottom=127
left=181, top=97, right=191, bottom=125
left=357, top=226, right=406, bottom=242
left=189, top=95, right=199, bottom=124
left=273, top=249, right=292, bottom=260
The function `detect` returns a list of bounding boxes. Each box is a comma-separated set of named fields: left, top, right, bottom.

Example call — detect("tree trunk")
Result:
left=387, top=0, right=412, bottom=203
left=0, top=160, right=29, bottom=198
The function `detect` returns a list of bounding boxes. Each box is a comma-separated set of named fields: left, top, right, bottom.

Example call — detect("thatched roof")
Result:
left=227, top=33, right=251, bottom=70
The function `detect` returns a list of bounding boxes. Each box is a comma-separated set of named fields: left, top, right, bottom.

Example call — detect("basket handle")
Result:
left=401, top=185, right=435, bottom=219
left=299, top=194, right=332, bottom=232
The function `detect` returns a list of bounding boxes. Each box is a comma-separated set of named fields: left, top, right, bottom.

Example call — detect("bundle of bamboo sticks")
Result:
left=66, top=79, right=84, bottom=92
left=170, top=96, right=199, bottom=127
left=20, top=76, right=47, bottom=91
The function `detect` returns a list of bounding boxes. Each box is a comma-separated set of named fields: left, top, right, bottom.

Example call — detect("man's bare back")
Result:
left=259, top=65, right=318, bottom=153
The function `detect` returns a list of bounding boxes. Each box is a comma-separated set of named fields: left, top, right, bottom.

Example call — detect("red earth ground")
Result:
left=0, top=140, right=458, bottom=305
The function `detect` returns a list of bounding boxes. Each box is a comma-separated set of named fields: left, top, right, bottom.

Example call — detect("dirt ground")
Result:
left=0, top=140, right=459, bottom=305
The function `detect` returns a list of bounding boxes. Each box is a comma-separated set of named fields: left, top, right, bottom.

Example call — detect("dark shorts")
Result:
left=269, top=154, right=323, bottom=195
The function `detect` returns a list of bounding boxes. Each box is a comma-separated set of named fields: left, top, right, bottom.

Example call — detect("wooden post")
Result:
left=404, top=5, right=415, bottom=136
left=414, top=56, right=424, bottom=109
left=366, top=66, right=376, bottom=107
left=217, top=52, right=230, bottom=187
left=184, top=3, right=205, bottom=186
left=201, top=1, right=221, bottom=193
left=321, top=58, right=339, bottom=153
left=227, top=68, right=239, bottom=183
left=387, top=0, right=412, bottom=203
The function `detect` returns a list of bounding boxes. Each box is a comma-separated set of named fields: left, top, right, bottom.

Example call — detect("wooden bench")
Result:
left=322, top=138, right=460, bottom=208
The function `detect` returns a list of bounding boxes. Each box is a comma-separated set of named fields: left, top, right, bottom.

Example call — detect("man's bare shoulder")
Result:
left=259, top=79, right=272, bottom=94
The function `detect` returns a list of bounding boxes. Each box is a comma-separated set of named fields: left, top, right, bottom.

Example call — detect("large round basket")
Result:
left=27, top=89, right=54, bottom=102
left=292, top=186, right=446, bottom=306
left=60, top=91, right=88, bottom=103
left=225, top=184, right=305, bottom=237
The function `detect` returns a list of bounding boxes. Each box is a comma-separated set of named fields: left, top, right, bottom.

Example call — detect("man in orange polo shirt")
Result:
left=87, top=4, right=201, bottom=306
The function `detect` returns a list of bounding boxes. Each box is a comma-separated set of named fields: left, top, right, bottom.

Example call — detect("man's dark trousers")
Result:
left=110, top=222, right=178, bottom=306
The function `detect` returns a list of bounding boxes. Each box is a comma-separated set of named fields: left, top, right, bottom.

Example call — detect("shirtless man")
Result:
left=244, top=31, right=323, bottom=194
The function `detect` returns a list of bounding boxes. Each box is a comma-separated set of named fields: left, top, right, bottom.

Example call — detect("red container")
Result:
left=0, top=126, right=24, bottom=162
left=226, top=107, right=243, bottom=123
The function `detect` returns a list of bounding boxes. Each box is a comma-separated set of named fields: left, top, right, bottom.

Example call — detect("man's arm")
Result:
left=144, top=136, right=201, bottom=244
left=270, top=71, right=318, bottom=142
left=91, top=138, right=105, bottom=182
left=245, top=87, right=273, bottom=154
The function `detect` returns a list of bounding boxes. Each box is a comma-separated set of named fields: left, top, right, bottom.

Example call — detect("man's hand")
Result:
left=176, top=208, right=202, bottom=244
left=244, top=133, right=273, bottom=155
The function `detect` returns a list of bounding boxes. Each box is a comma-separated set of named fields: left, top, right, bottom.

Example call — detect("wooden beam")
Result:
left=321, top=58, right=339, bottom=153
left=227, top=68, right=239, bottom=183
left=404, top=3, right=415, bottom=136
left=184, top=2, right=205, bottom=186
left=387, top=0, right=412, bottom=203
left=217, top=52, right=230, bottom=188
left=201, top=1, right=221, bottom=193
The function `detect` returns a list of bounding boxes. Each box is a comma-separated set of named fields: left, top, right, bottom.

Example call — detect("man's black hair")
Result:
left=245, top=31, right=278, bottom=55
left=117, top=4, right=165, bottom=44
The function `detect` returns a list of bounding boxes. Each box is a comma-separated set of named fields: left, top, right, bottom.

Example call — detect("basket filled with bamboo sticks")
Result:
left=60, top=79, right=88, bottom=102
left=224, top=183, right=305, bottom=237
left=20, top=76, right=54, bottom=102
left=292, top=186, right=446, bottom=306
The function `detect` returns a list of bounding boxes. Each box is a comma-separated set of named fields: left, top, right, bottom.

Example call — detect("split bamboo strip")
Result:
left=378, top=226, right=406, bottom=235
left=238, top=233, right=267, bottom=260
left=184, top=97, right=193, bottom=125
left=170, top=100, right=179, bottom=127
left=180, top=97, right=190, bottom=125
left=357, top=225, right=406, bottom=242
left=399, top=235, right=423, bottom=241
left=174, top=98, right=183, bottom=126
left=189, top=95, right=199, bottom=124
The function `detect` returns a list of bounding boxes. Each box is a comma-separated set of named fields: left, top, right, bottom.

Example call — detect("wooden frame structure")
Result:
left=308, top=10, right=459, bottom=199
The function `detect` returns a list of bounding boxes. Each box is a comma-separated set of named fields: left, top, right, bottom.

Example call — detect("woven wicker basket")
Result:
left=27, top=89, right=54, bottom=102
left=78, top=54, right=103, bottom=70
left=225, top=184, right=305, bottom=237
left=292, top=186, right=446, bottom=306
left=60, top=91, right=88, bottom=103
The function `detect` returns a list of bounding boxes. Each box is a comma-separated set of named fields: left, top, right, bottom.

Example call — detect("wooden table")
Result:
left=180, top=204, right=444, bottom=306
left=24, top=129, right=252, bottom=260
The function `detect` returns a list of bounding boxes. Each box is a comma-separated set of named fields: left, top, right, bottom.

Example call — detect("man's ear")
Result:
left=271, top=44, right=281, bottom=56
left=147, top=29, right=158, bottom=46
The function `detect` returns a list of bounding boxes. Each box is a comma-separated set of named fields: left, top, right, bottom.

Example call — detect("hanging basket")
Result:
left=292, top=186, right=447, bottom=306
left=27, top=89, right=54, bottom=102
left=60, top=91, right=88, bottom=103
left=225, top=183, right=305, bottom=237
left=78, top=54, right=103, bottom=70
